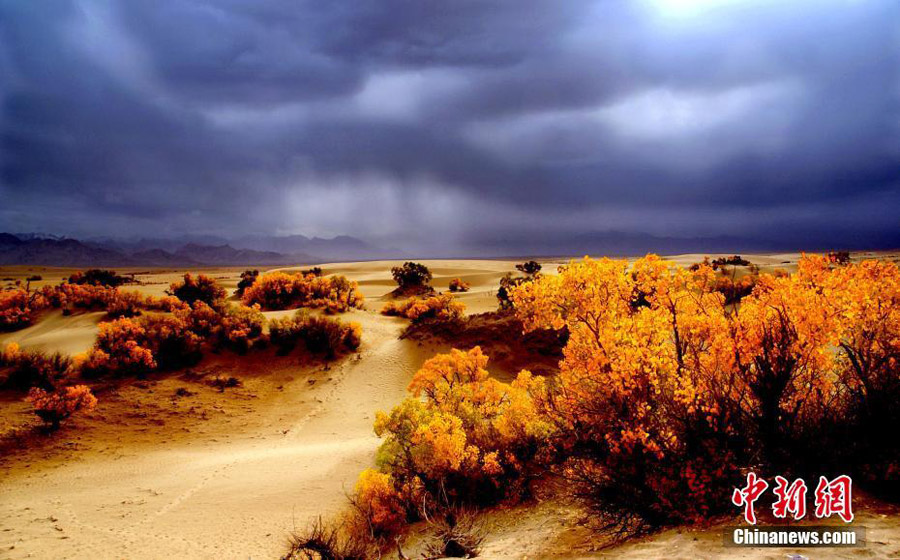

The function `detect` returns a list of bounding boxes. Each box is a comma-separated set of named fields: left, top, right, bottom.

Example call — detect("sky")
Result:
left=1, top=0, right=898, bottom=253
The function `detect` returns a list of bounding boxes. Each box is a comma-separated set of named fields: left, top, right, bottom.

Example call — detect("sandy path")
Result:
left=0, top=310, right=427, bottom=559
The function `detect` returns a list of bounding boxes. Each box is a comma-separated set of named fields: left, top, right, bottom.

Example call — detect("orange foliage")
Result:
left=218, top=304, right=266, bottom=351
left=27, top=384, right=97, bottom=430
left=448, top=278, right=470, bottom=292
left=380, top=294, right=465, bottom=323
left=512, top=255, right=746, bottom=524
left=355, top=347, right=548, bottom=535
left=241, top=272, right=364, bottom=313
left=510, top=253, right=900, bottom=523
left=105, top=290, right=148, bottom=318
left=55, top=283, right=116, bottom=311
left=82, top=318, right=157, bottom=377
left=0, top=288, right=47, bottom=331
left=352, top=469, right=408, bottom=537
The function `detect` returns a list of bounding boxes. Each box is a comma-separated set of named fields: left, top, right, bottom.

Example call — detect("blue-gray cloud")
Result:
left=0, top=0, right=897, bottom=250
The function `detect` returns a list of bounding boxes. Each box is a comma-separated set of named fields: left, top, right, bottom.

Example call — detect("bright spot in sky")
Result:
left=644, top=0, right=756, bottom=18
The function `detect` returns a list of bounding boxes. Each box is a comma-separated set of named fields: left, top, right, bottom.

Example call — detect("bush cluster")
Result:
left=348, top=255, right=900, bottom=539
left=380, top=294, right=465, bottom=323
left=509, top=254, right=900, bottom=527
left=241, top=272, right=364, bottom=314
left=1, top=271, right=205, bottom=332
left=81, top=300, right=268, bottom=378
left=269, top=311, right=362, bottom=358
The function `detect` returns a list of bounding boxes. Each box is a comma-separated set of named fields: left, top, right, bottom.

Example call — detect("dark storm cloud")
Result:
left=0, top=0, right=897, bottom=249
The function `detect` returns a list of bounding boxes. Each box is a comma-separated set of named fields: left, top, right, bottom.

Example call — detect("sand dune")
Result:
left=1, top=308, right=436, bottom=559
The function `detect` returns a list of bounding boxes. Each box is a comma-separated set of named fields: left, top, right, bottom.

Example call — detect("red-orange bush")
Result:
left=105, top=290, right=148, bottom=318
left=27, top=385, right=97, bottom=430
left=81, top=318, right=157, bottom=377
left=0, top=288, right=48, bottom=331
left=144, top=295, right=188, bottom=312
left=242, top=272, right=364, bottom=313
left=54, top=283, right=116, bottom=312
left=448, top=278, right=470, bottom=292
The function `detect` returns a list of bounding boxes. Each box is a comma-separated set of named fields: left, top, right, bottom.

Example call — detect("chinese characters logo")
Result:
left=732, top=473, right=854, bottom=524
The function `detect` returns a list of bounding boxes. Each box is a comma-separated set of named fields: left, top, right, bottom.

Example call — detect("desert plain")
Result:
left=1, top=254, right=899, bottom=560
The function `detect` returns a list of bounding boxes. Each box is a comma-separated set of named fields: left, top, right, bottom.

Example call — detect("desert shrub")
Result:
left=827, top=250, right=851, bottom=265
left=167, top=273, right=227, bottom=308
left=0, top=288, right=48, bottom=331
left=515, top=260, right=542, bottom=276
left=712, top=271, right=758, bottom=305
left=68, top=269, right=131, bottom=287
left=350, top=470, right=409, bottom=539
left=512, top=256, right=747, bottom=527
left=141, top=313, right=204, bottom=370
left=27, top=385, right=97, bottom=430
left=732, top=259, right=841, bottom=470
left=282, top=516, right=375, bottom=560
left=302, top=266, right=323, bottom=277
left=236, top=269, right=259, bottom=297
left=105, top=290, right=147, bottom=318
left=391, top=262, right=432, bottom=290
left=354, top=347, right=549, bottom=536
left=144, top=295, right=187, bottom=312
left=448, top=278, right=470, bottom=292
left=0, top=343, right=72, bottom=391
left=218, top=304, right=266, bottom=352
left=497, top=273, right=531, bottom=311
left=242, top=272, right=364, bottom=313
left=54, top=283, right=116, bottom=312
left=269, top=311, right=361, bottom=358
left=421, top=508, right=485, bottom=559
left=209, top=375, right=242, bottom=392
left=81, top=318, right=157, bottom=377
left=178, top=301, right=222, bottom=338
left=507, top=254, right=900, bottom=527
left=824, top=258, right=900, bottom=481
left=81, top=312, right=204, bottom=377
left=302, top=316, right=362, bottom=357
left=380, top=294, right=464, bottom=323
left=710, top=255, right=751, bottom=268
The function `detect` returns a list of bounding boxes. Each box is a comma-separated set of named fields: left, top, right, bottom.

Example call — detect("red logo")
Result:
left=732, top=473, right=853, bottom=524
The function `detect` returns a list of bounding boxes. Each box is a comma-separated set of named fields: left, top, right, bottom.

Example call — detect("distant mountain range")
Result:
left=0, top=232, right=387, bottom=267
left=1, top=229, right=895, bottom=267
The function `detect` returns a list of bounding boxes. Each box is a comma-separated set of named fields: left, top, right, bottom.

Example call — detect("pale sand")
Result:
left=1, top=254, right=898, bottom=559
